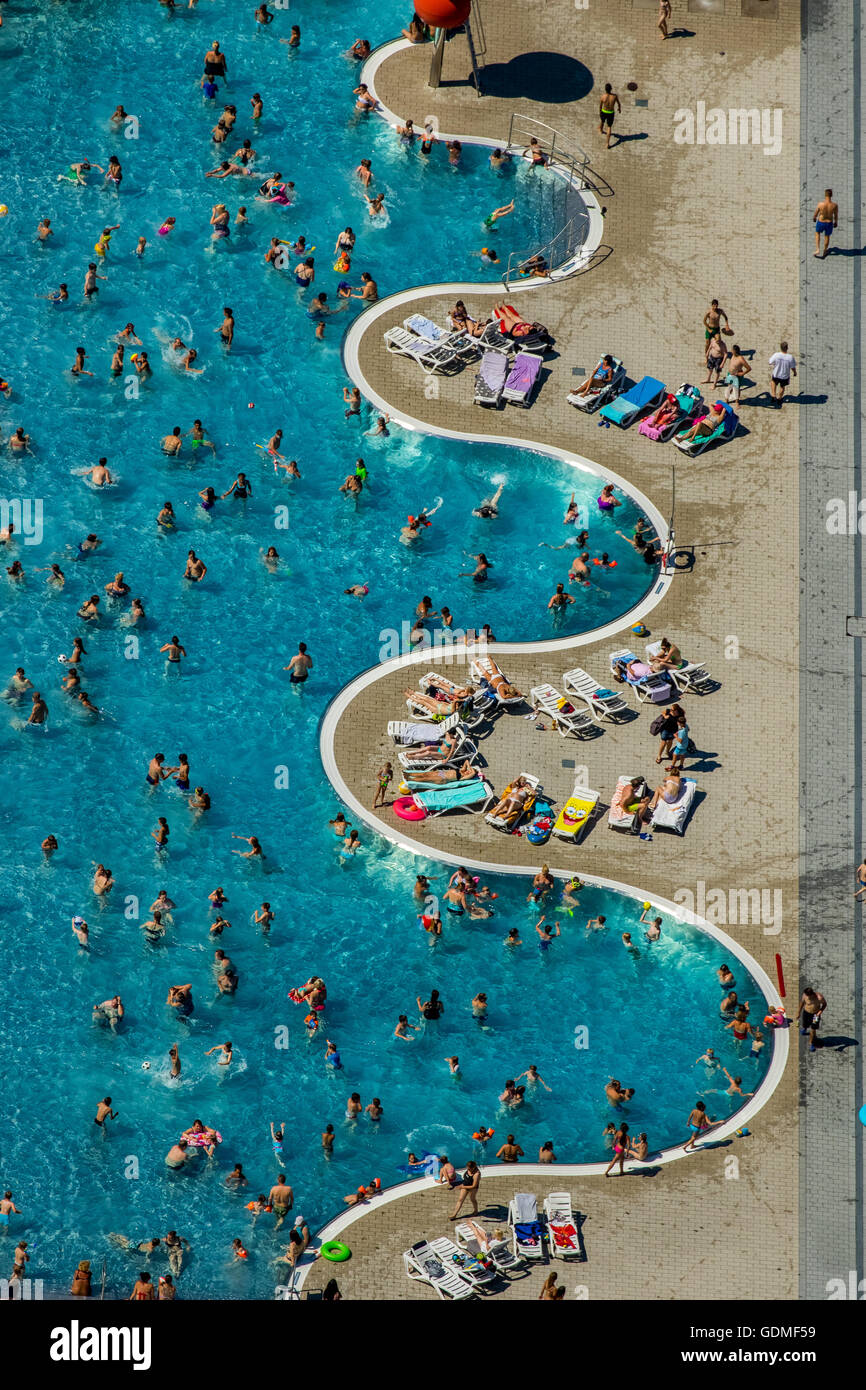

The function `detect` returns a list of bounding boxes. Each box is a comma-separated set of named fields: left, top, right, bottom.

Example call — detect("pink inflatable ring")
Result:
left=393, top=795, right=427, bottom=821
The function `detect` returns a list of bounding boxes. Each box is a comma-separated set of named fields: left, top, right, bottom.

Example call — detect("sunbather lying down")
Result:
left=490, top=776, right=534, bottom=819
left=478, top=673, right=522, bottom=702
left=645, top=394, right=679, bottom=429
left=613, top=658, right=651, bottom=683
left=405, top=759, right=477, bottom=786
left=405, top=685, right=473, bottom=716
left=679, top=403, right=724, bottom=441
left=401, top=729, right=460, bottom=763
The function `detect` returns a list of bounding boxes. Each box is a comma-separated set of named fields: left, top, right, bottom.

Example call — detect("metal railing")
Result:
left=501, top=115, right=608, bottom=287
left=469, top=0, right=487, bottom=59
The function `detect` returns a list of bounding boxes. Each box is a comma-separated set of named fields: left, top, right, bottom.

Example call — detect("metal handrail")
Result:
left=500, top=114, right=604, bottom=288
left=469, top=0, right=487, bottom=58
left=505, top=112, right=593, bottom=184
left=502, top=218, right=579, bottom=288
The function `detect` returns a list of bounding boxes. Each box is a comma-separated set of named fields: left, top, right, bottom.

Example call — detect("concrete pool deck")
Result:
left=306, top=0, right=810, bottom=1300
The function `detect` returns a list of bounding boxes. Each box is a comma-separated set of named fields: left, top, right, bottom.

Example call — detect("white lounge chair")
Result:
left=485, top=772, right=539, bottom=831
left=650, top=776, right=697, bottom=835
left=388, top=712, right=460, bottom=745
left=609, top=649, right=677, bottom=705
left=396, top=726, right=475, bottom=770
left=410, top=778, right=495, bottom=817
left=543, top=1193, right=581, bottom=1261
left=507, top=1193, right=545, bottom=1261
left=470, top=655, right=524, bottom=707
left=644, top=644, right=715, bottom=695
left=561, top=667, right=630, bottom=722
left=403, top=1240, right=474, bottom=1299
left=476, top=320, right=514, bottom=354
left=454, top=1222, right=525, bottom=1275
left=566, top=356, right=626, bottom=414
left=383, top=325, right=462, bottom=376
left=529, top=683, right=596, bottom=738
left=413, top=676, right=494, bottom=728
left=502, top=351, right=543, bottom=407
left=474, top=350, right=509, bottom=407
left=427, top=1235, right=497, bottom=1290
left=403, top=313, right=481, bottom=364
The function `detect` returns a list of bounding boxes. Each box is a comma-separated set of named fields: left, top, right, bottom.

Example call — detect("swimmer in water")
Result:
left=483, top=199, right=515, bottom=228
left=344, top=582, right=369, bottom=598
left=472, top=482, right=505, bottom=518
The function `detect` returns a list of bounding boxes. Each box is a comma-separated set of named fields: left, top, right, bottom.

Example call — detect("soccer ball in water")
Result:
left=141, top=1061, right=151, bottom=1071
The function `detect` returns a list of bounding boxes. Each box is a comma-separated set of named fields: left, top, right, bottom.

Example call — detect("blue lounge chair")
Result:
left=599, top=375, right=666, bottom=428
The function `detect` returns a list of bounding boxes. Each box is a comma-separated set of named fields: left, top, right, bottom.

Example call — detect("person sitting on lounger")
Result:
left=678, top=402, right=726, bottom=442
left=405, top=759, right=477, bottom=787
left=611, top=776, right=651, bottom=824
left=649, top=638, right=683, bottom=671
left=489, top=777, right=534, bottom=820
left=648, top=768, right=683, bottom=812
left=449, top=300, right=487, bottom=337
left=573, top=355, right=616, bottom=397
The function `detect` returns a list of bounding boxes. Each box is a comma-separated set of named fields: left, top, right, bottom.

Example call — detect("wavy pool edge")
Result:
left=299, top=38, right=786, bottom=1285
left=293, top=872, right=788, bottom=1291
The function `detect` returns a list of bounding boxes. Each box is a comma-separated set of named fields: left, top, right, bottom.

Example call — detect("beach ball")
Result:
left=0, top=206, right=8, bottom=218
left=248, top=402, right=255, bottom=409
left=414, top=0, right=471, bottom=29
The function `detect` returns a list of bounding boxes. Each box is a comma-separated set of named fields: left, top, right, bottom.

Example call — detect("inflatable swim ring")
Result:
left=321, top=1241, right=351, bottom=1263
left=393, top=795, right=426, bottom=821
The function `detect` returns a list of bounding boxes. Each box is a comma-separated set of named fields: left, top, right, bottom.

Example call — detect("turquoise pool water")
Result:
left=0, top=0, right=755, bottom=1301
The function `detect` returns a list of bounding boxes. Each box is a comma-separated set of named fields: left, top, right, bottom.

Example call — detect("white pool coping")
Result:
left=359, top=37, right=606, bottom=286
left=292, top=856, right=788, bottom=1291
left=296, top=38, right=788, bottom=1293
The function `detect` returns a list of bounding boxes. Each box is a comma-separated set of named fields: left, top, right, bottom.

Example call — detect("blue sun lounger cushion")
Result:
left=599, top=375, right=666, bottom=428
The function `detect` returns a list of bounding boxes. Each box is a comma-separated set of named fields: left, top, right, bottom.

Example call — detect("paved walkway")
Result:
left=799, top=0, right=866, bottom=1303
left=314, top=0, right=804, bottom=1299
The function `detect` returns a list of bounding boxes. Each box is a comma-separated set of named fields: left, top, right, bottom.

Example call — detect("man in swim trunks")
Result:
left=702, top=298, right=731, bottom=343
left=813, top=188, right=838, bottom=258
left=94, top=1095, right=118, bottom=1127
left=598, top=84, right=621, bottom=148
left=216, top=306, right=234, bottom=347
left=796, top=986, right=827, bottom=1051
left=269, top=1174, right=294, bottom=1229
left=0, top=1192, right=20, bottom=1228
left=285, top=642, right=312, bottom=684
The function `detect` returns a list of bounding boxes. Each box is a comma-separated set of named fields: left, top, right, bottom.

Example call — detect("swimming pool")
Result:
left=0, top=0, right=745, bottom=1301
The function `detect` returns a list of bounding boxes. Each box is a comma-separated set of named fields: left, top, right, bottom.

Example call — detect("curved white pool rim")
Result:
left=360, top=37, right=606, bottom=285
left=292, top=881, right=788, bottom=1291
